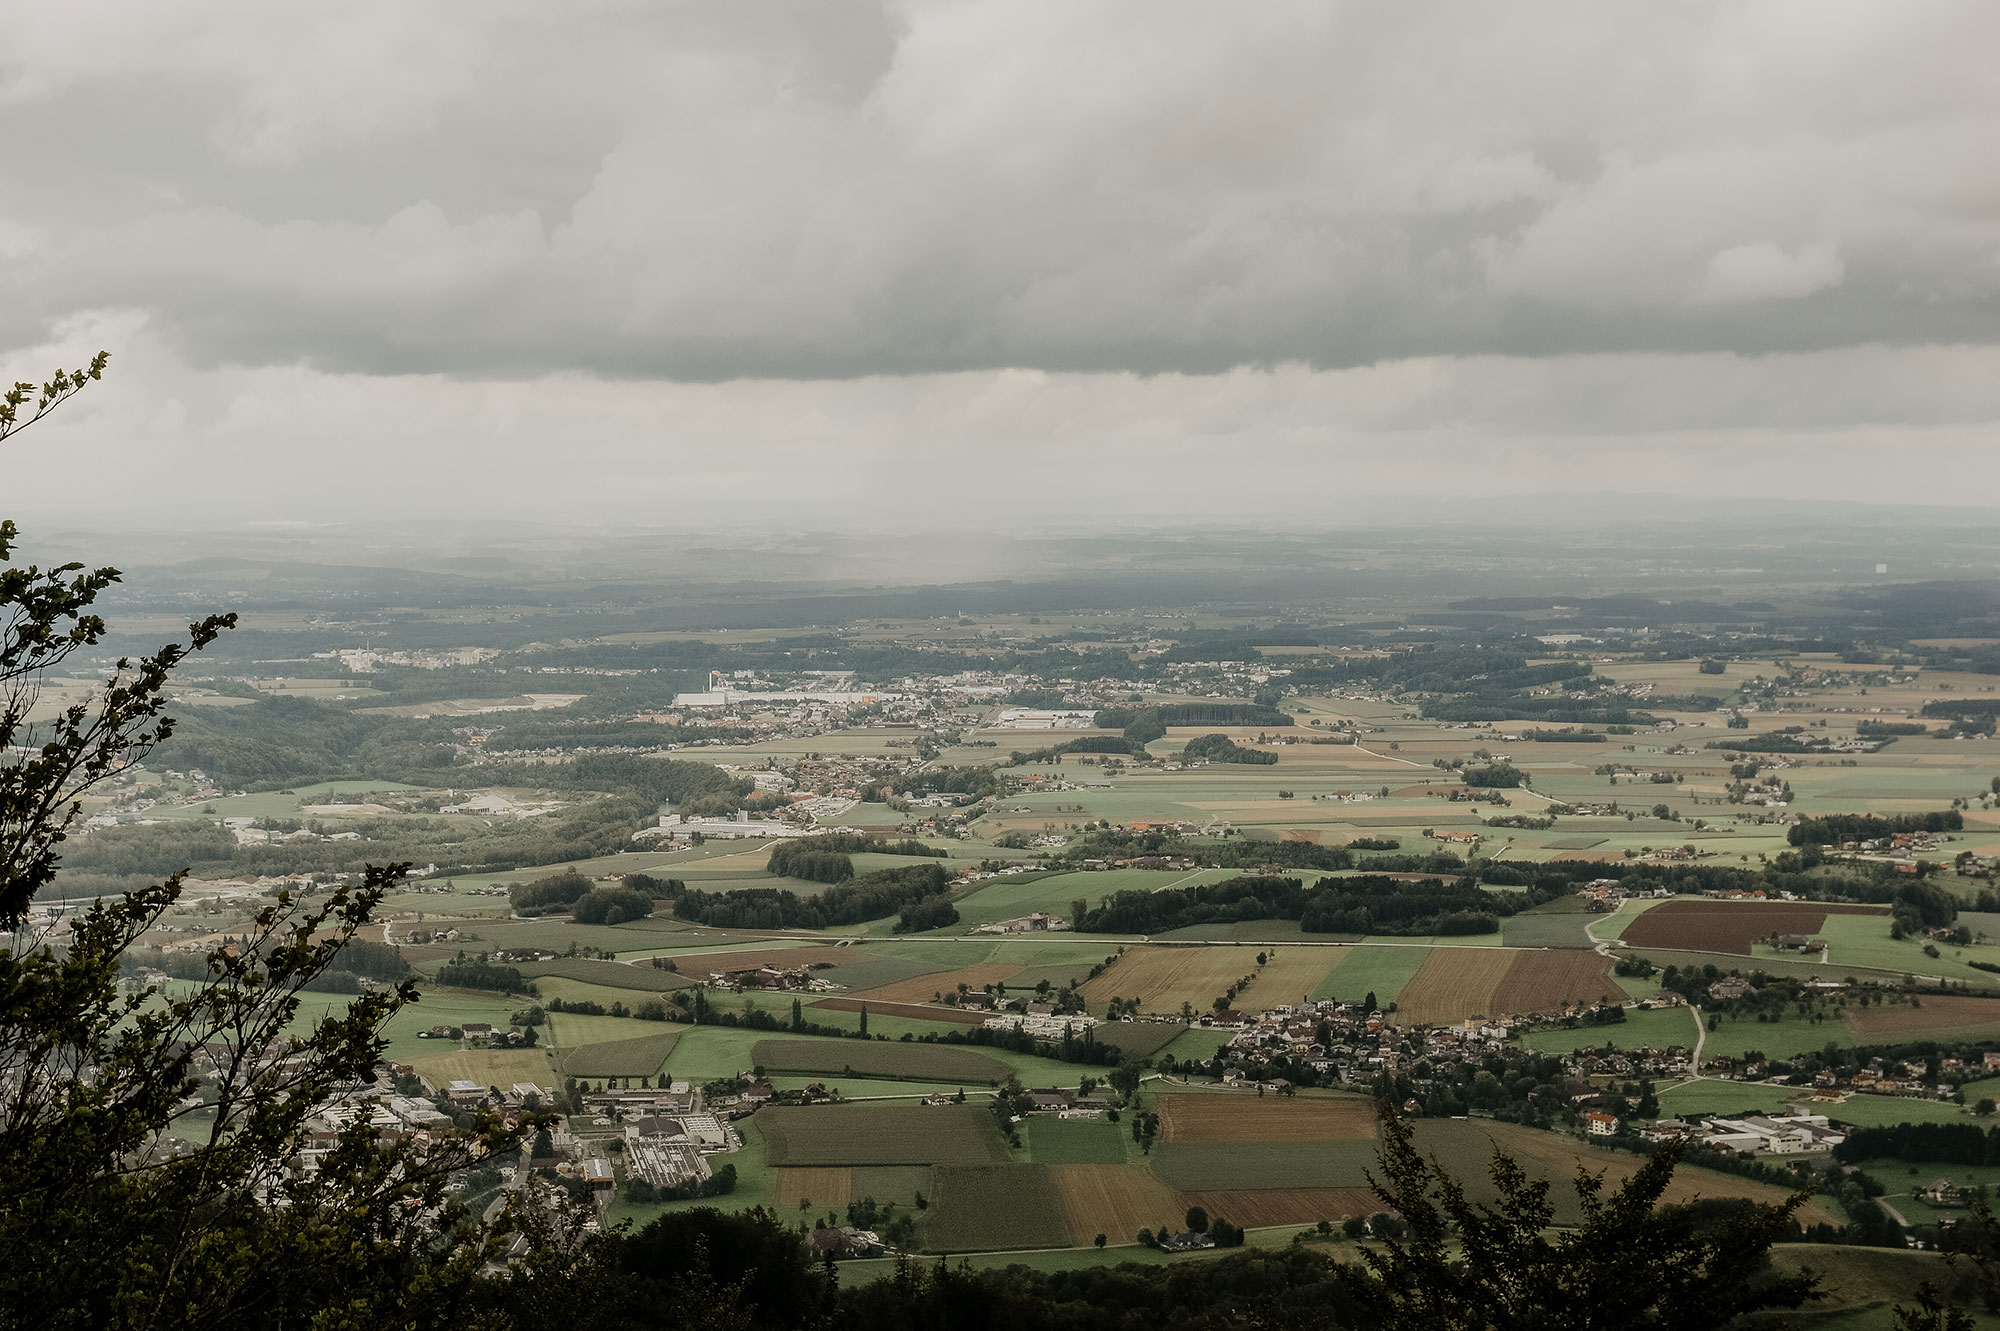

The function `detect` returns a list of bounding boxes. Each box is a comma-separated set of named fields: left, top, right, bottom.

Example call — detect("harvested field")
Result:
left=411, top=1048, right=553, bottom=1088
left=1155, top=1093, right=1376, bottom=1143
left=759, top=1103, right=1010, bottom=1167
left=1392, top=948, right=1516, bottom=1026
left=852, top=963, right=1020, bottom=1005
left=1620, top=900, right=1887, bottom=956
left=750, top=1038, right=1012, bottom=1084
left=669, top=946, right=863, bottom=977
left=1488, top=950, right=1620, bottom=1016
left=1179, top=1187, right=1379, bottom=1229
left=1843, top=994, right=2000, bottom=1041
left=923, top=1164, right=1067, bottom=1251
left=776, top=1167, right=853, bottom=1208
left=1051, top=1164, right=1185, bottom=1247
left=811, top=997, right=989, bottom=1025
left=1078, top=945, right=1343, bottom=1015
left=560, top=1030, right=681, bottom=1078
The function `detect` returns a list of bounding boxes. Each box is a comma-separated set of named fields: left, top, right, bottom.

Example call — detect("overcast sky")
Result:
left=5, top=1, right=1996, bottom=529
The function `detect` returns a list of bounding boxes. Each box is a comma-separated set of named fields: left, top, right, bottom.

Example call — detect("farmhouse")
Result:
left=1707, top=976, right=1757, bottom=1001
left=974, top=912, right=1070, bottom=934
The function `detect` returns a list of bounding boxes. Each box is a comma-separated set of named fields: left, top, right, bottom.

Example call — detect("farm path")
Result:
left=1349, top=743, right=1428, bottom=767
left=1689, top=1004, right=1707, bottom=1071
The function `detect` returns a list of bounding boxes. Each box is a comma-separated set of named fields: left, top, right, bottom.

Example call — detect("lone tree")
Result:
left=0, top=359, right=587, bottom=1330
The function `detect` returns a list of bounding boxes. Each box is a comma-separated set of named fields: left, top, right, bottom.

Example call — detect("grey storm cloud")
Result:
left=3, top=0, right=1996, bottom=381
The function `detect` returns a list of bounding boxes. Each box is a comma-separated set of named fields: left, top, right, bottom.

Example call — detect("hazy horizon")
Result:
left=7, top=2, right=1998, bottom=522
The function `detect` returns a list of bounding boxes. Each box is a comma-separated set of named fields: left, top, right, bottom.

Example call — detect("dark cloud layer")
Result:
left=3, top=1, right=1994, bottom=379
left=3, top=2, right=1995, bottom=524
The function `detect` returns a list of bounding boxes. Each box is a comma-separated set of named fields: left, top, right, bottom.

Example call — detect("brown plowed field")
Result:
left=776, top=1168, right=853, bottom=1207
left=1392, top=948, right=1516, bottom=1025
left=1051, top=1164, right=1185, bottom=1247
left=812, top=997, right=990, bottom=1025
left=1488, top=950, right=1620, bottom=1015
left=1620, top=901, right=1887, bottom=955
left=853, top=963, right=1019, bottom=1005
left=1180, top=1187, right=1379, bottom=1228
left=1156, top=1093, right=1376, bottom=1142
left=1079, top=946, right=1344, bottom=1014
left=1843, top=994, right=2000, bottom=1040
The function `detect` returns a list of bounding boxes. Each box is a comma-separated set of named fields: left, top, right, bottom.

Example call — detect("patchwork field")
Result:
left=851, top=963, right=1019, bottom=1005
left=1155, top=1093, right=1377, bottom=1142
left=1488, top=950, right=1621, bottom=1015
left=759, top=1103, right=1010, bottom=1167
left=559, top=1030, right=682, bottom=1078
left=1079, top=945, right=1343, bottom=1015
left=923, top=1164, right=1068, bottom=1250
left=1392, top=946, right=1636, bottom=1026
left=1050, top=1163, right=1184, bottom=1247
left=1620, top=900, right=1890, bottom=955
left=749, top=1038, right=1014, bottom=1084
left=1317, top=946, right=1428, bottom=1005
left=1392, top=948, right=1516, bottom=1025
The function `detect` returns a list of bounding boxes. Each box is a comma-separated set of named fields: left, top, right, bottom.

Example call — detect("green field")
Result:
left=1516, top=1005, right=1698, bottom=1055
left=921, top=1163, right=1069, bottom=1250
left=750, top=1038, right=1014, bottom=1084
left=1023, top=1116, right=1129, bottom=1164
left=759, top=1102, right=1012, bottom=1167
left=515, top=958, right=695, bottom=991
left=1316, top=946, right=1428, bottom=1005
left=1082, top=1021, right=1187, bottom=1059
left=559, top=1030, right=683, bottom=1078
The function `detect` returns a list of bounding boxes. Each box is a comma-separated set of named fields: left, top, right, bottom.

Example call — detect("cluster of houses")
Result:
left=973, top=912, right=1070, bottom=935
left=1202, top=998, right=1515, bottom=1086
left=705, top=962, right=837, bottom=992
left=982, top=1009, right=1100, bottom=1040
